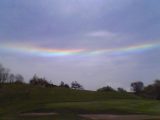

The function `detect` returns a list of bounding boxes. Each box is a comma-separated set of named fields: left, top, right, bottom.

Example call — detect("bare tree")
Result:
left=0, top=64, right=5, bottom=83
left=9, top=74, right=15, bottom=83
left=0, top=64, right=10, bottom=83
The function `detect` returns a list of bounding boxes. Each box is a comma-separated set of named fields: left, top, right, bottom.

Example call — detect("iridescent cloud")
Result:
left=0, top=42, right=159, bottom=57
left=0, top=44, right=85, bottom=57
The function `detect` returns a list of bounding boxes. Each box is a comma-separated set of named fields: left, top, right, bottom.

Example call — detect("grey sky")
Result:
left=0, top=0, right=160, bottom=90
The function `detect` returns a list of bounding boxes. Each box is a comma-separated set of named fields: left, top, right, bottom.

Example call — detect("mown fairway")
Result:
left=0, top=84, right=160, bottom=120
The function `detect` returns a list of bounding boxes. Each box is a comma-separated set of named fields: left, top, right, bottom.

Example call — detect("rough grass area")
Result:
left=0, top=84, right=160, bottom=120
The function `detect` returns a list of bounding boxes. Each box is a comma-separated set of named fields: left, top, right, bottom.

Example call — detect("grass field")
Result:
left=0, top=84, right=160, bottom=120
left=1, top=113, right=90, bottom=120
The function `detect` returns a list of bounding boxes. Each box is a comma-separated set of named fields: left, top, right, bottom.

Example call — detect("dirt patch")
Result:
left=20, top=112, right=57, bottom=116
left=80, top=114, right=160, bottom=120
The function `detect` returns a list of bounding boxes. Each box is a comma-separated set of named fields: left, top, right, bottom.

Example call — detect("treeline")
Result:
left=131, top=80, right=160, bottom=100
left=0, top=64, right=84, bottom=90
left=29, top=74, right=84, bottom=90
left=97, top=80, right=160, bottom=100
left=0, top=64, right=24, bottom=84
left=0, top=63, right=160, bottom=100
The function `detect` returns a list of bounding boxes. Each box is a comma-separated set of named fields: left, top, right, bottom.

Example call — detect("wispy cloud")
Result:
left=86, top=31, right=116, bottom=38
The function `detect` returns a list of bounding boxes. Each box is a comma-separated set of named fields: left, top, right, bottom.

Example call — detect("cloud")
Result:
left=86, top=31, right=116, bottom=38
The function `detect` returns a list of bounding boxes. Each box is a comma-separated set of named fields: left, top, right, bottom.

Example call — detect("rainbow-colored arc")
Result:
left=0, top=42, right=159, bottom=57
left=0, top=44, right=85, bottom=57
left=91, top=43, right=159, bottom=55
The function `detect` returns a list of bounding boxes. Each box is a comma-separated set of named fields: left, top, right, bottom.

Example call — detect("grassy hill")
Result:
left=0, top=84, right=160, bottom=120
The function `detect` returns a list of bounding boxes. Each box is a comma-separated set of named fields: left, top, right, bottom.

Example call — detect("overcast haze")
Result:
left=0, top=0, right=160, bottom=90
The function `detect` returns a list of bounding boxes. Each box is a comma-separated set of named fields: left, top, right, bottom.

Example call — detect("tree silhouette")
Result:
left=143, top=80, right=160, bottom=99
left=60, top=81, right=65, bottom=87
left=59, top=81, right=70, bottom=88
left=117, top=87, right=126, bottom=92
left=97, top=86, right=115, bottom=92
left=9, top=74, right=15, bottom=83
left=15, top=74, right=24, bottom=84
left=29, top=75, right=56, bottom=88
left=71, top=81, right=83, bottom=90
left=131, top=81, right=144, bottom=95
left=0, top=64, right=10, bottom=84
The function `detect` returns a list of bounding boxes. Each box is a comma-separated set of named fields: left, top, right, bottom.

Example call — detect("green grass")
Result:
left=0, top=84, right=160, bottom=119
left=0, top=113, right=90, bottom=120
left=45, top=99, right=160, bottom=115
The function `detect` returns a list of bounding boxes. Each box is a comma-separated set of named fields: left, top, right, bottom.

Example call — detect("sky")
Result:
left=0, top=0, right=160, bottom=90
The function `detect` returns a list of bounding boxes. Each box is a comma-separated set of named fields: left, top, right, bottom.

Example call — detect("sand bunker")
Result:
left=80, top=114, right=160, bottom=120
